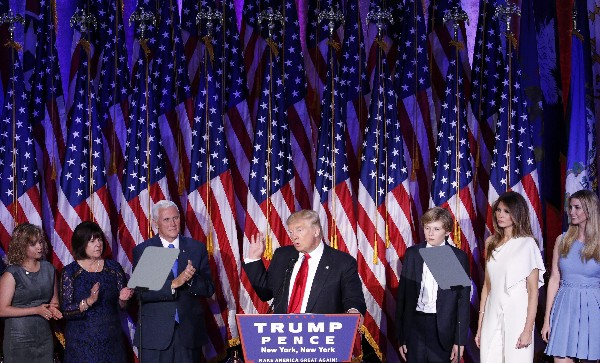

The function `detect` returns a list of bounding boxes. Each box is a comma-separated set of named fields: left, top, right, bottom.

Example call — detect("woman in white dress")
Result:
left=475, top=191, right=545, bottom=362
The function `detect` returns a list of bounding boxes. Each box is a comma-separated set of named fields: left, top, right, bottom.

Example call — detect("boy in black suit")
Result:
left=396, top=207, right=470, bottom=363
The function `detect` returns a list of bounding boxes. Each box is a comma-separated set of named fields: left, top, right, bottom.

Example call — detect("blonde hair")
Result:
left=287, top=210, right=323, bottom=238
left=560, top=190, right=600, bottom=262
left=487, top=191, right=535, bottom=261
left=7, top=223, right=47, bottom=265
left=421, top=207, right=453, bottom=232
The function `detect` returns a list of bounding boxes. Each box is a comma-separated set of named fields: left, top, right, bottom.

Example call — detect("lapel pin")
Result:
left=326, top=266, right=329, bottom=269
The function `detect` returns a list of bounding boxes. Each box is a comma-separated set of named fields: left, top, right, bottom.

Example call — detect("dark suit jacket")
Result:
left=395, top=243, right=470, bottom=351
left=243, top=244, right=366, bottom=315
left=132, top=235, right=215, bottom=350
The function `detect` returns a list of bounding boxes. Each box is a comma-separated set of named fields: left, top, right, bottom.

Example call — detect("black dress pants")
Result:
left=406, top=312, right=452, bottom=363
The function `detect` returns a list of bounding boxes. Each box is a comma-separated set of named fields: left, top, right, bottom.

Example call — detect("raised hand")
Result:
left=87, top=282, right=100, bottom=305
left=248, top=233, right=265, bottom=260
left=173, top=260, right=196, bottom=288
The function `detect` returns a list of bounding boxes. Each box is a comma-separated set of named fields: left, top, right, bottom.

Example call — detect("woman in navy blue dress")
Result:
left=59, top=221, right=134, bottom=363
left=541, top=190, right=600, bottom=362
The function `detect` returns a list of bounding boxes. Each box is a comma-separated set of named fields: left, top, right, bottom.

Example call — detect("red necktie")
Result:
left=288, top=253, right=311, bottom=313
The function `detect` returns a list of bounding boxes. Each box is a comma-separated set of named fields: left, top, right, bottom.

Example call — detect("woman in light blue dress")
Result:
left=542, top=189, right=600, bottom=363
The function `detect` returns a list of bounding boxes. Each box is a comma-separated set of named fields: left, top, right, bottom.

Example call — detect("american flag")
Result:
left=184, top=0, right=242, bottom=358
left=180, top=0, right=201, bottom=94
left=23, top=0, right=40, bottom=89
left=429, top=44, right=480, bottom=363
left=487, top=42, right=543, bottom=248
left=470, top=0, right=503, bottom=243
left=65, top=2, right=97, bottom=113
left=357, top=54, right=415, bottom=362
left=365, top=0, right=397, bottom=90
left=304, top=0, right=342, bottom=126
left=0, top=46, right=43, bottom=254
left=95, top=0, right=130, bottom=250
left=154, top=1, right=194, bottom=214
left=338, top=0, right=368, bottom=193
left=241, top=49, right=296, bottom=314
left=117, top=31, right=170, bottom=274
left=53, top=43, right=113, bottom=268
left=312, top=33, right=358, bottom=257
left=219, top=0, right=255, bottom=329
left=240, top=0, right=269, bottom=121
left=221, top=0, right=253, bottom=238
left=0, top=1, right=11, bottom=85
left=282, top=0, right=315, bottom=211
left=427, top=0, right=470, bottom=123
left=393, top=0, right=436, bottom=226
left=28, top=0, right=68, bottom=268
left=130, top=0, right=157, bottom=69
left=588, top=0, right=600, bottom=180
left=564, top=5, right=597, bottom=196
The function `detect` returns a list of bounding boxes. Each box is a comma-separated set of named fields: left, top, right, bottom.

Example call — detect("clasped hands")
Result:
left=38, top=303, right=62, bottom=320
left=172, top=260, right=196, bottom=289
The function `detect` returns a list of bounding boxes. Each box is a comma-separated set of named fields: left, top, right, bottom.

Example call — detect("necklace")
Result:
left=22, top=260, right=40, bottom=275
left=89, top=259, right=101, bottom=273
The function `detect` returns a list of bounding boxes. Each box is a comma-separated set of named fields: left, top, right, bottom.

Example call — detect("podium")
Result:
left=236, top=314, right=360, bottom=363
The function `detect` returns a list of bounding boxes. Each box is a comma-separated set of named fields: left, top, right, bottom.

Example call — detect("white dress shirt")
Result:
left=416, top=243, right=439, bottom=313
left=159, top=235, right=180, bottom=250
left=288, top=242, right=324, bottom=313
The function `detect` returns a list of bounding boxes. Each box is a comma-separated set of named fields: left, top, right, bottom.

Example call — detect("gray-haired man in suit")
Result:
left=133, top=200, right=215, bottom=362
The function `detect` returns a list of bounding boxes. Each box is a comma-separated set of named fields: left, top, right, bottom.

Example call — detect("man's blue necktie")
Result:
left=168, top=244, right=179, bottom=323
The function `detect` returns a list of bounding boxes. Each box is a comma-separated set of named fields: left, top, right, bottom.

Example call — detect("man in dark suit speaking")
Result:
left=243, top=210, right=366, bottom=317
left=132, top=200, right=215, bottom=363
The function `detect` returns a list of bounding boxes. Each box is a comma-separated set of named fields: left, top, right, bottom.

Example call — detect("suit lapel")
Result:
left=414, top=244, right=425, bottom=284
left=176, top=236, right=188, bottom=275
left=304, top=245, right=333, bottom=313
left=281, top=249, right=300, bottom=313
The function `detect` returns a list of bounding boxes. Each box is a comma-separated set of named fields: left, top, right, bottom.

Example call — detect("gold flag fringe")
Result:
left=202, top=35, right=215, bottom=63
left=4, top=40, right=22, bottom=50
left=360, top=325, right=383, bottom=362
left=327, top=39, right=341, bottom=52
left=449, top=40, right=464, bottom=50
left=266, top=38, right=279, bottom=57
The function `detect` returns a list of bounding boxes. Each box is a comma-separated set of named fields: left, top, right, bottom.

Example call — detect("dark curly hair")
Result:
left=71, top=221, right=107, bottom=260
left=7, top=223, right=47, bottom=265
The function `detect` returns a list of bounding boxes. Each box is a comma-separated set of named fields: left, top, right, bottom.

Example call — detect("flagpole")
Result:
left=70, top=7, right=97, bottom=222
left=257, top=8, right=284, bottom=260
left=109, top=0, right=123, bottom=176
left=366, top=6, right=393, bottom=264
left=11, top=44, right=18, bottom=226
left=473, top=0, right=490, bottom=191
left=197, top=6, right=223, bottom=257
left=496, top=4, right=521, bottom=192
left=130, top=7, right=156, bottom=239
left=0, top=10, right=25, bottom=227
left=443, top=6, right=468, bottom=249
left=50, top=0, right=59, bottom=182
left=319, top=5, right=344, bottom=250
left=410, top=0, right=420, bottom=182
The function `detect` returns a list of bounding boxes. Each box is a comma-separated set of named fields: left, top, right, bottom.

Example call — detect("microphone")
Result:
left=268, top=257, right=297, bottom=313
